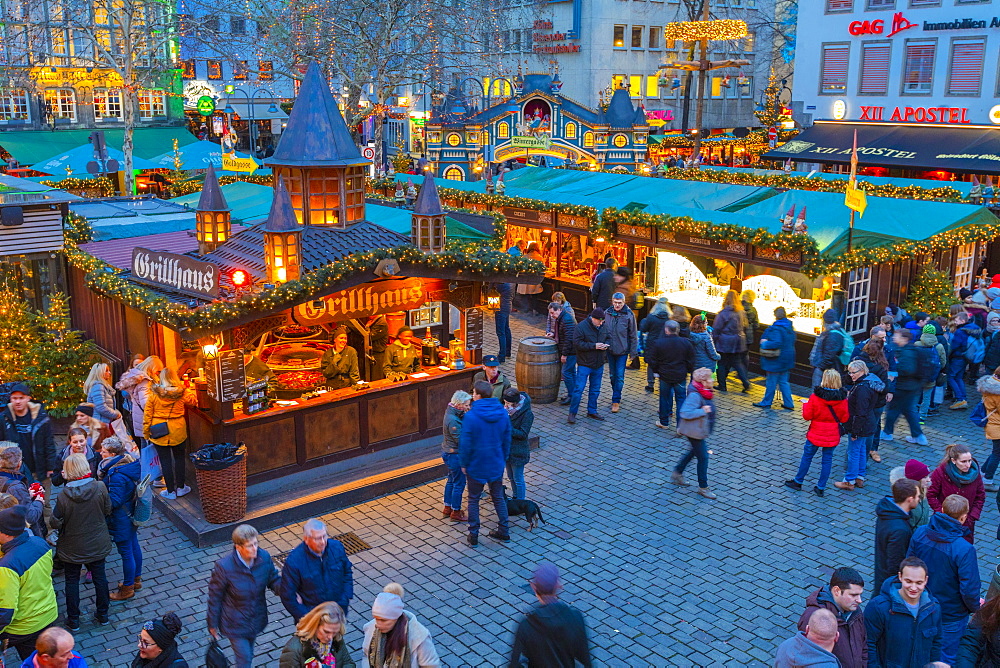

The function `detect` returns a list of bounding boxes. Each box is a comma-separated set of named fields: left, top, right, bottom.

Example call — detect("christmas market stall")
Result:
left=64, top=64, right=544, bottom=544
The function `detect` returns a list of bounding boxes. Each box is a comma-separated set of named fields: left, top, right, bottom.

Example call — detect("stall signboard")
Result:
left=503, top=207, right=552, bottom=225
left=206, top=350, right=246, bottom=402
left=293, top=277, right=426, bottom=325
left=465, top=307, right=484, bottom=350
left=131, top=247, right=220, bottom=299
left=557, top=212, right=589, bottom=230
left=667, top=233, right=750, bottom=259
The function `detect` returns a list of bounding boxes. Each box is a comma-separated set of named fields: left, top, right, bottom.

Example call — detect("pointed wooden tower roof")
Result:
left=267, top=62, right=369, bottom=168
left=264, top=177, right=300, bottom=232
left=196, top=164, right=229, bottom=212
left=412, top=173, right=444, bottom=216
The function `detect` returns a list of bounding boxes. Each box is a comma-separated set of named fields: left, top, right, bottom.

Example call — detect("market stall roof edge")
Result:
left=0, top=127, right=196, bottom=166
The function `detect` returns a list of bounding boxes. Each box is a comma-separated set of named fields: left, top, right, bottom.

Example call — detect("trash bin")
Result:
left=190, top=442, right=247, bottom=524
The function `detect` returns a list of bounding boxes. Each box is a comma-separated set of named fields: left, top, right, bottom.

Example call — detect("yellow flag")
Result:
left=221, top=153, right=258, bottom=174
left=845, top=185, right=867, bottom=217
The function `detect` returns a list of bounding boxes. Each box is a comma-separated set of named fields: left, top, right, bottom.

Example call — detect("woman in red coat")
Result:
left=927, top=443, right=986, bottom=542
left=784, top=369, right=848, bottom=497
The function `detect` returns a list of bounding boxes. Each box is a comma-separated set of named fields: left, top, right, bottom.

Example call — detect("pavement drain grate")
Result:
left=273, top=532, right=372, bottom=569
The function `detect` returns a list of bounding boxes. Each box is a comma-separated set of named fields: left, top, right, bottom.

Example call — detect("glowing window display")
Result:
left=653, top=251, right=832, bottom=334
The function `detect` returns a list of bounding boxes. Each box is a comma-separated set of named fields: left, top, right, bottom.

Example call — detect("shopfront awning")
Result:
left=0, top=127, right=197, bottom=166
left=225, top=101, right=289, bottom=121
left=764, top=122, right=1000, bottom=174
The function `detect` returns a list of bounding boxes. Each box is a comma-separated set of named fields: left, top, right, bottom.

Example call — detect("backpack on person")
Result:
left=966, top=332, right=986, bottom=364
left=834, top=329, right=854, bottom=366
left=132, top=473, right=152, bottom=527
left=917, top=345, right=942, bottom=386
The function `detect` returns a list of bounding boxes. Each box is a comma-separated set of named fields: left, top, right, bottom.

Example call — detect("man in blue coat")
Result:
left=754, top=306, right=797, bottom=410
left=279, top=518, right=353, bottom=623
left=864, top=556, right=942, bottom=668
left=460, top=380, right=511, bottom=546
left=208, top=525, right=279, bottom=668
left=906, top=494, right=981, bottom=665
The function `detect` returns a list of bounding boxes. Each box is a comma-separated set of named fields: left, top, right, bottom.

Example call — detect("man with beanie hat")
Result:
left=0, top=383, right=57, bottom=512
left=915, top=323, right=947, bottom=423
left=568, top=309, right=611, bottom=423
left=889, top=459, right=933, bottom=529
left=0, top=505, right=57, bottom=660
left=509, top=563, right=592, bottom=668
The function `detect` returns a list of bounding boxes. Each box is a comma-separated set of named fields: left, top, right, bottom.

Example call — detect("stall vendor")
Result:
left=243, top=346, right=272, bottom=381
left=713, top=259, right=737, bottom=287
left=383, top=326, right=422, bottom=381
left=365, top=315, right=389, bottom=381
left=472, top=355, right=511, bottom=399
left=321, top=326, right=361, bottom=390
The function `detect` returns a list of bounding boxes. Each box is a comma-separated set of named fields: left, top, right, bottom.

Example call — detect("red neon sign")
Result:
left=849, top=12, right=917, bottom=37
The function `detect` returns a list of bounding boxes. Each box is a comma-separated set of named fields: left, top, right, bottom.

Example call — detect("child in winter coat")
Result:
left=785, top=369, right=848, bottom=496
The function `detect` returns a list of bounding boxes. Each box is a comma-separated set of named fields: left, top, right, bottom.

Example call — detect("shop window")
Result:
left=947, top=38, right=985, bottom=95
left=443, top=166, right=464, bottom=180
left=0, top=90, right=30, bottom=121
left=613, top=25, right=625, bottom=48
left=138, top=89, right=166, bottom=118
left=612, top=134, right=628, bottom=148
left=583, top=131, right=595, bottom=147
left=631, top=26, right=643, bottom=48
left=259, top=61, right=273, bottom=80
left=844, top=267, right=871, bottom=335
left=498, top=121, right=509, bottom=138
left=827, top=0, right=852, bottom=8
left=43, top=88, right=76, bottom=122
left=409, top=302, right=443, bottom=328
left=820, top=44, right=849, bottom=94
left=565, top=122, right=576, bottom=139
left=93, top=88, right=123, bottom=120
left=954, top=242, right=977, bottom=292
left=207, top=60, right=222, bottom=79
left=859, top=43, right=890, bottom=95
left=182, top=59, right=196, bottom=79
left=903, top=42, right=935, bottom=93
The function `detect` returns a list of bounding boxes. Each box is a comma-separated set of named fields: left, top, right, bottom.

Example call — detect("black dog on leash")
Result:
left=504, top=487, right=545, bottom=531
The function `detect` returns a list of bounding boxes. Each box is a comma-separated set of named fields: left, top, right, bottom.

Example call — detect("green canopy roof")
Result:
left=0, top=127, right=197, bottom=166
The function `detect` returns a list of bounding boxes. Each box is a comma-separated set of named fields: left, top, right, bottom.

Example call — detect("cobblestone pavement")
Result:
left=35, top=312, right=1000, bottom=666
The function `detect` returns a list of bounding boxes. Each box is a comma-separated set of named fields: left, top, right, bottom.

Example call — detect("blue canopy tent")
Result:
left=148, top=140, right=258, bottom=171
left=32, top=144, right=160, bottom=176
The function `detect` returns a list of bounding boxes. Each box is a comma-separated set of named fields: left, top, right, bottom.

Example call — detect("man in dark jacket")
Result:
left=812, top=311, right=849, bottom=386
left=647, top=320, right=694, bottom=430
left=569, top=309, right=610, bottom=424
left=946, top=312, right=980, bottom=409
left=640, top=300, right=672, bottom=392
left=865, top=557, right=942, bottom=668
left=279, top=518, right=353, bottom=622
left=777, top=609, right=841, bottom=668
left=1, top=384, right=57, bottom=520
left=590, top=259, right=617, bottom=310
left=461, top=380, right=512, bottom=545
left=208, top=525, right=280, bottom=668
left=905, top=312, right=931, bottom=341
left=508, top=563, right=592, bottom=668
left=906, top=494, right=981, bottom=665
left=797, top=567, right=867, bottom=668
left=549, top=302, right=577, bottom=406
left=882, top=328, right=928, bottom=446
left=605, top=293, right=637, bottom=414
left=873, top=478, right=920, bottom=594
left=495, top=282, right=513, bottom=363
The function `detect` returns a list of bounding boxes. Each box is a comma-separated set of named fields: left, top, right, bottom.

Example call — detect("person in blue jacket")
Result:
left=906, top=494, right=981, bottom=665
left=460, top=380, right=511, bottom=546
left=865, top=556, right=943, bottom=668
left=279, top=518, right=353, bottom=623
left=946, top=312, right=980, bottom=409
left=207, top=524, right=280, bottom=668
left=19, top=627, right=90, bottom=668
left=754, top=306, right=797, bottom=410
left=97, top=437, right=143, bottom=602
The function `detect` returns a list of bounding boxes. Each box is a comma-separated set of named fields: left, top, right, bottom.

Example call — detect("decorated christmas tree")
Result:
left=0, top=284, right=32, bottom=383
left=902, top=264, right=959, bottom=317
left=23, top=293, right=98, bottom=417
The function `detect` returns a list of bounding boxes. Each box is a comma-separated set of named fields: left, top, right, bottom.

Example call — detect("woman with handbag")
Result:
left=711, top=290, right=751, bottom=393
left=143, top=368, right=196, bottom=500
left=670, top=367, right=718, bottom=500
left=784, top=369, right=848, bottom=497
left=976, top=367, right=1000, bottom=492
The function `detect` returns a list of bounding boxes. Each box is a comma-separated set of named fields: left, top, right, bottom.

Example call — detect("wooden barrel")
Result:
left=515, top=336, right=561, bottom=404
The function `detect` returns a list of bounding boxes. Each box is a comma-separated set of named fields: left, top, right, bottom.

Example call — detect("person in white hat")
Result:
left=361, top=583, right=439, bottom=668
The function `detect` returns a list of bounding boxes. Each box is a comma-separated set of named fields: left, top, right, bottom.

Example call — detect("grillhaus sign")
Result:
left=293, top=277, right=426, bottom=325
left=131, top=247, right=220, bottom=299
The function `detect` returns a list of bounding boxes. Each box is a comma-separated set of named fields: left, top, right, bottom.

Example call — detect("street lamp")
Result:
left=223, top=87, right=280, bottom=158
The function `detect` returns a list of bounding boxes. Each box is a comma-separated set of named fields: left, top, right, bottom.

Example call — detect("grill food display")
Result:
left=261, top=341, right=331, bottom=371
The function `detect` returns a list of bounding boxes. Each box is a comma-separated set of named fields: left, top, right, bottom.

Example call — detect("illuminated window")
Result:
left=409, top=302, right=443, bottom=328
left=565, top=122, right=576, bottom=139
left=903, top=42, right=934, bottom=93
left=207, top=60, right=222, bottom=79
left=43, top=88, right=76, bottom=121
left=466, top=131, right=479, bottom=144
left=612, top=134, right=628, bottom=148
left=234, top=61, right=248, bottom=80
left=94, top=88, right=123, bottom=120
left=583, top=132, right=594, bottom=147
left=0, top=90, right=30, bottom=121
left=820, top=44, right=849, bottom=93
left=182, top=59, right=196, bottom=79
left=646, top=75, right=659, bottom=98
left=613, top=25, right=625, bottom=48
left=629, top=75, right=642, bottom=98
left=138, top=90, right=166, bottom=118
left=481, top=130, right=489, bottom=145
left=259, top=61, right=273, bottom=80
left=443, top=166, right=464, bottom=180
left=446, top=133, right=462, bottom=146
left=498, top=122, right=509, bottom=138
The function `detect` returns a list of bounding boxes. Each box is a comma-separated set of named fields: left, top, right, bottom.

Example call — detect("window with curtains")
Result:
left=0, top=90, right=29, bottom=121
left=826, top=0, right=852, bottom=10
left=43, top=89, right=76, bottom=121
left=947, top=38, right=985, bottom=95
left=902, top=42, right=934, bottom=93
left=93, top=88, right=122, bottom=120
left=820, top=44, right=850, bottom=93
left=859, top=43, right=890, bottom=94
left=867, top=0, right=894, bottom=8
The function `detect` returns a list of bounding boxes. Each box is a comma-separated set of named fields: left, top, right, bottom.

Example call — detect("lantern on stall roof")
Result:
left=411, top=172, right=447, bottom=253
left=484, top=285, right=501, bottom=310
left=195, top=164, right=231, bottom=255
left=263, top=177, right=302, bottom=284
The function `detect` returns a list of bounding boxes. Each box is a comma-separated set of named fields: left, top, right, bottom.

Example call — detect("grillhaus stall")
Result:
left=384, top=167, right=1000, bottom=384
left=64, top=64, right=544, bottom=544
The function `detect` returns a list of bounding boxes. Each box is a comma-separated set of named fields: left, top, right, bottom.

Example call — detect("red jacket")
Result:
left=927, top=461, right=986, bottom=541
left=802, top=387, right=848, bottom=447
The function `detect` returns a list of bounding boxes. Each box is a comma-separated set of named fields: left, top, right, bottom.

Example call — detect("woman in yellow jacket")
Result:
left=143, top=368, right=196, bottom=500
